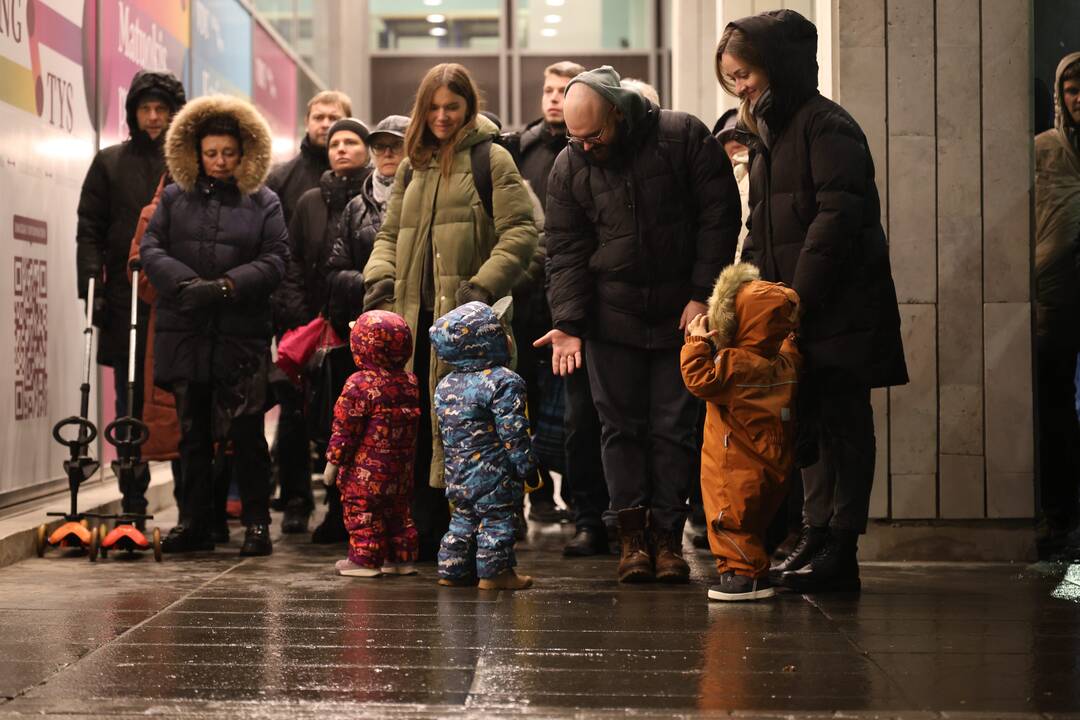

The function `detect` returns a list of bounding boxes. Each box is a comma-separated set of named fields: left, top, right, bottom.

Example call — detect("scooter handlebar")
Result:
left=52, top=415, right=98, bottom=450
left=103, top=416, right=150, bottom=448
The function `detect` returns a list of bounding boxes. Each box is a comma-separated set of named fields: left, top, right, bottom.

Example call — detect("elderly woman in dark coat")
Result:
left=716, top=10, right=908, bottom=593
left=141, top=94, right=288, bottom=557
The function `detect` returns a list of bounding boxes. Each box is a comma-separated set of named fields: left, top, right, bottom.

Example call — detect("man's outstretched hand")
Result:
left=533, top=329, right=582, bottom=377
left=679, top=300, right=708, bottom=331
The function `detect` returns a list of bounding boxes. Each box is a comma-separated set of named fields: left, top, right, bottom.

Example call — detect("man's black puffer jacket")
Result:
left=734, top=10, right=908, bottom=388
left=545, top=98, right=741, bottom=349
left=266, top=134, right=330, bottom=226
left=272, top=168, right=368, bottom=333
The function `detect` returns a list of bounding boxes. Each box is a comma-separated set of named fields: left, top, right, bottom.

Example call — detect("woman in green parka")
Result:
left=363, top=63, right=538, bottom=560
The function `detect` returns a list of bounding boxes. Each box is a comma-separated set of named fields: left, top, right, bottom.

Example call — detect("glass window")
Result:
left=517, top=0, right=649, bottom=50
left=518, top=54, right=651, bottom=123
left=370, top=0, right=501, bottom=51
left=370, top=56, right=501, bottom=121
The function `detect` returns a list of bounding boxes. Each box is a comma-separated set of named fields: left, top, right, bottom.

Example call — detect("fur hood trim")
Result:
left=707, top=262, right=761, bottom=349
left=164, top=95, right=273, bottom=195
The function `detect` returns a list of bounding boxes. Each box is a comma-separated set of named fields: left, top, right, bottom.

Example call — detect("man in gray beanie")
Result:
left=537, top=66, right=742, bottom=584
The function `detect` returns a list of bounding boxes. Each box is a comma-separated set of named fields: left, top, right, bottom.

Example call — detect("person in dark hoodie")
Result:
left=76, top=70, right=186, bottom=517
left=1033, top=52, right=1080, bottom=558
left=140, top=95, right=288, bottom=557
left=716, top=10, right=908, bottom=592
left=271, top=117, right=371, bottom=537
left=538, top=65, right=742, bottom=584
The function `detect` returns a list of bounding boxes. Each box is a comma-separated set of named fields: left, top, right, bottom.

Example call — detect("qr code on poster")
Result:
left=14, top=257, right=47, bottom=421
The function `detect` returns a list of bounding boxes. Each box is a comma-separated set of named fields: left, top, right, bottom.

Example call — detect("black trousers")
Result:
left=412, top=309, right=450, bottom=561
left=1036, top=338, right=1080, bottom=529
left=275, top=393, right=315, bottom=511
left=585, top=340, right=697, bottom=532
left=174, top=382, right=271, bottom=528
left=564, top=351, right=608, bottom=531
left=799, top=369, right=876, bottom=534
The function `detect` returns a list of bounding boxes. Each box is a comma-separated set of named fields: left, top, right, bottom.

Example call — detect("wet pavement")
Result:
left=1, top=500, right=1079, bottom=719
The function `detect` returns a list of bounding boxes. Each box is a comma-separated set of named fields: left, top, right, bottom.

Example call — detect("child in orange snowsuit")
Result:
left=680, top=263, right=801, bottom=601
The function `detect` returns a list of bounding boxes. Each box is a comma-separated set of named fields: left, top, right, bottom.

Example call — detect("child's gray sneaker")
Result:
left=708, top=571, right=775, bottom=601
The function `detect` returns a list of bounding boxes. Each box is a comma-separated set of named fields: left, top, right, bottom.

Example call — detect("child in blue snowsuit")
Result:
left=429, top=301, right=537, bottom=590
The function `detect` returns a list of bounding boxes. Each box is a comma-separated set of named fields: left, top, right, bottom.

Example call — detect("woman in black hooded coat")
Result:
left=716, top=10, right=908, bottom=593
left=141, top=95, right=288, bottom=557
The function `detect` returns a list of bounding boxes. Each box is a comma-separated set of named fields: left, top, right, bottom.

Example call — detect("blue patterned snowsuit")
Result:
left=430, top=302, right=537, bottom=580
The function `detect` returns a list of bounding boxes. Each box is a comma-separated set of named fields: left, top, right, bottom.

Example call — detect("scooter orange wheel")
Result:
left=34, top=524, right=47, bottom=557
left=98, top=524, right=109, bottom=559
left=89, top=525, right=99, bottom=562
left=152, top=527, right=162, bottom=563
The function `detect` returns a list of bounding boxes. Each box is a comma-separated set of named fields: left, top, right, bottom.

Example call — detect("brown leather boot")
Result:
left=652, top=526, right=690, bottom=583
left=617, top=507, right=654, bottom=583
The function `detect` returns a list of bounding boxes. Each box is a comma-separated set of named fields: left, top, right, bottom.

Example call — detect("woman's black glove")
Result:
left=455, top=280, right=492, bottom=307
left=362, top=277, right=394, bottom=312
left=178, top=278, right=232, bottom=314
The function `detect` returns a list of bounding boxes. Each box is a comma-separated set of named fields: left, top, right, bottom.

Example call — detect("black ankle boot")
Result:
left=768, top=525, right=828, bottom=584
left=240, top=524, right=273, bottom=556
left=311, top=486, right=347, bottom=544
left=161, top=524, right=214, bottom=553
left=780, top=528, right=861, bottom=593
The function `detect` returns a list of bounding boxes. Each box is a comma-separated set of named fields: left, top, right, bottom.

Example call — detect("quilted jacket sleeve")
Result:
left=75, top=151, right=110, bottom=299
left=471, top=143, right=538, bottom=299
left=544, top=150, right=596, bottom=338
left=224, top=190, right=289, bottom=304
left=139, top=186, right=198, bottom=299
left=364, top=161, right=408, bottom=285
left=490, top=372, right=538, bottom=480
left=684, top=116, right=741, bottom=300
left=326, top=376, right=369, bottom=465
left=679, top=338, right=736, bottom=405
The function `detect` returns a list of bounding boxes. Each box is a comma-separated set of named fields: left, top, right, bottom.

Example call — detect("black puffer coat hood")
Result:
left=125, top=71, right=186, bottom=142
left=726, top=9, right=818, bottom=139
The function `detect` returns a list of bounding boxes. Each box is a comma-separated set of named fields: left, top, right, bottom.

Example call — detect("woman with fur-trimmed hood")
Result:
left=680, top=263, right=800, bottom=602
left=141, top=94, right=289, bottom=557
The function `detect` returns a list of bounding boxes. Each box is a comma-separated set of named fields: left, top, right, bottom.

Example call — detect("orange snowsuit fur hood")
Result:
left=680, top=262, right=802, bottom=578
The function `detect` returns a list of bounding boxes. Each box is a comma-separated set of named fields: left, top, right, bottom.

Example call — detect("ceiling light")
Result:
left=426, top=13, right=446, bottom=23
left=429, top=26, right=448, bottom=36
left=544, top=14, right=562, bottom=23
left=423, top=0, right=442, bottom=5
left=541, top=27, right=558, bottom=37
left=545, top=0, right=565, bottom=5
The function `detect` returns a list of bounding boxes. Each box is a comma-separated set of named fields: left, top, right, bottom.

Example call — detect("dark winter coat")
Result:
left=513, top=118, right=569, bottom=205
left=272, top=168, right=368, bottom=333
left=266, top=134, right=331, bottom=226
left=1035, top=51, right=1080, bottom=346
left=140, top=95, right=288, bottom=389
left=733, top=10, right=907, bottom=388
left=545, top=73, right=742, bottom=349
left=327, top=311, right=421, bottom=498
left=76, top=71, right=186, bottom=366
left=325, top=173, right=387, bottom=333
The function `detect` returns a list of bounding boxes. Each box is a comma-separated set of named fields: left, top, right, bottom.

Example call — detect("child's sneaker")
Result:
left=707, top=571, right=775, bottom=601
left=478, top=569, right=533, bottom=590
left=336, top=559, right=381, bottom=577
left=381, top=562, right=418, bottom=576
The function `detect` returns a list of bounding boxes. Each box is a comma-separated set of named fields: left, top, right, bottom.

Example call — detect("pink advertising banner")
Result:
left=98, top=0, right=190, bottom=147
left=253, top=22, right=298, bottom=162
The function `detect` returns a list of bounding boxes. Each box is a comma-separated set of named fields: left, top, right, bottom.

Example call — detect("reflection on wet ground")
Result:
left=1, top=505, right=1078, bottom=718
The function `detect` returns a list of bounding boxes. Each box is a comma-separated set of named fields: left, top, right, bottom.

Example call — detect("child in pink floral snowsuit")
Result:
left=324, top=311, right=421, bottom=577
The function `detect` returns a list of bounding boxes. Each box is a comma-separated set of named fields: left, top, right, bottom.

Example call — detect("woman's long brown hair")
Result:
left=715, top=25, right=765, bottom=137
left=404, top=63, right=482, bottom=178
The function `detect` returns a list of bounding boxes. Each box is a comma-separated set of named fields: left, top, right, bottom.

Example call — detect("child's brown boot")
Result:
left=437, top=576, right=477, bottom=587
left=478, top=570, right=533, bottom=590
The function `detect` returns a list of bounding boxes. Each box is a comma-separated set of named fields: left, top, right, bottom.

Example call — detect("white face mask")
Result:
left=732, top=149, right=750, bottom=166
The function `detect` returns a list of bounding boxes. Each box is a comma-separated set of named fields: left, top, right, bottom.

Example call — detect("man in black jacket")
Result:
left=266, top=90, right=351, bottom=225
left=265, top=89, right=350, bottom=533
left=538, top=66, right=741, bottom=584
left=76, top=70, right=185, bottom=516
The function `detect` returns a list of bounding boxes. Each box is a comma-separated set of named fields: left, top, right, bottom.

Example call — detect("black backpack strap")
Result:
left=403, top=164, right=413, bottom=189
left=470, top=138, right=494, bottom=219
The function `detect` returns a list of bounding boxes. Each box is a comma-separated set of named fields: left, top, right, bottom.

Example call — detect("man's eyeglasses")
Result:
left=566, top=106, right=615, bottom=147
left=371, top=142, right=404, bottom=156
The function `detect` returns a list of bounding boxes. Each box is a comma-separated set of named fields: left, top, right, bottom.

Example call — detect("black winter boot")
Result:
left=563, top=526, right=609, bottom=557
left=780, top=528, right=861, bottom=593
left=161, top=525, right=214, bottom=553
left=240, top=524, right=273, bottom=556
left=312, top=485, right=348, bottom=544
left=768, top=525, right=828, bottom=584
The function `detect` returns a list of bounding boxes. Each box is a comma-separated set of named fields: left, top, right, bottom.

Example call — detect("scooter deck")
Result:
left=47, top=521, right=93, bottom=548
left=101, top=525, right=150, bottom=550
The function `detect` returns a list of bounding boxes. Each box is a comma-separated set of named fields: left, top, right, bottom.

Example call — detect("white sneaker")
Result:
left=336, top=559, right=381, bottom=577
left=381, top=562, right=418, bottom=576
